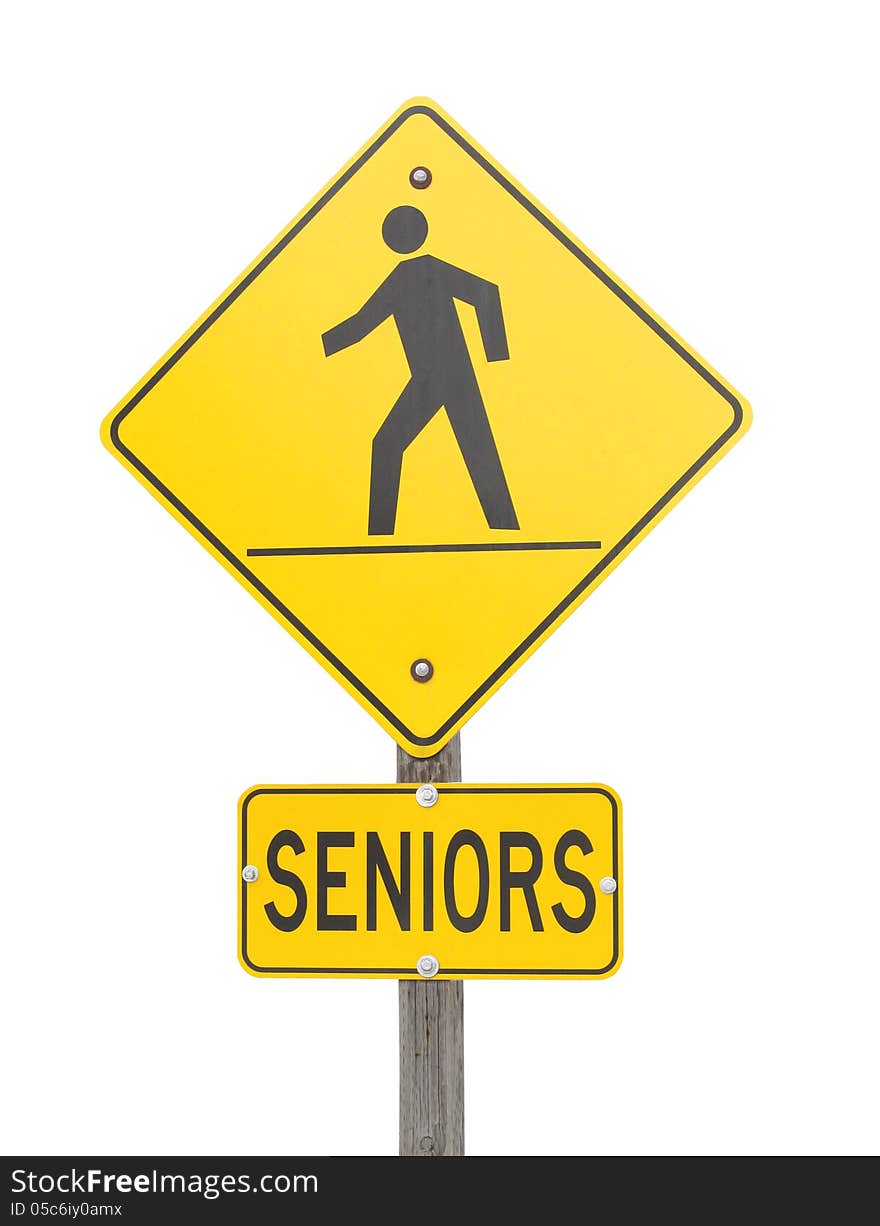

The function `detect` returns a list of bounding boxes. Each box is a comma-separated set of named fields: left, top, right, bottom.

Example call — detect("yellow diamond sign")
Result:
left=102, top=98, right=751, bottom=756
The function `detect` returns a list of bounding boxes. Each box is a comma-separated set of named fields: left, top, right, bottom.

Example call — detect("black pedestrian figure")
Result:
left=322, top=205, right=519, bottom=536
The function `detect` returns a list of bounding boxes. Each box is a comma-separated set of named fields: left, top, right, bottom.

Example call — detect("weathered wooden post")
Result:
left=397, top=737, right=464, bottom=1157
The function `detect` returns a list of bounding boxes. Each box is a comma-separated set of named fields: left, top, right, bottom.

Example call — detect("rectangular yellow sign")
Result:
left=239, top=785, right=622, bottom=979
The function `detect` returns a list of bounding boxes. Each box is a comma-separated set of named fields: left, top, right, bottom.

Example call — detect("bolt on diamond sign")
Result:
left=102, top=97, right=751, bottom=755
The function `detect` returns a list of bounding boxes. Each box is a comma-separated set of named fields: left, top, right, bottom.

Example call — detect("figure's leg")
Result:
left=370, top=379, right=441, bottom=535
left=444, top=371, right=519, bottom=530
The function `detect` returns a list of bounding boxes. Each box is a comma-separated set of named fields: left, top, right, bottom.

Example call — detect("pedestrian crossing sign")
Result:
left=101, top=97, right=751, bottom=756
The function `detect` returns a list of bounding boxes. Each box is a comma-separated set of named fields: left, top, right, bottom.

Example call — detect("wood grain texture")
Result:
left=397, top=736, right=464, bottom=1157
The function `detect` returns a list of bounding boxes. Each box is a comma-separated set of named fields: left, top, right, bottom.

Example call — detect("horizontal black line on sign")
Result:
left=247, top=541, right=602, bottom=557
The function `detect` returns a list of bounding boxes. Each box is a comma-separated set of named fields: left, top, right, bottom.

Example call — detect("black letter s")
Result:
left=264, top=829, right=307, bottom=932
left=551, top=830, right=596, bottom=933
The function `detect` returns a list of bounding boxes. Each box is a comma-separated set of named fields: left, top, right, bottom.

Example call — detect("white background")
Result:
left=2, top=0, right=877, bottom=1158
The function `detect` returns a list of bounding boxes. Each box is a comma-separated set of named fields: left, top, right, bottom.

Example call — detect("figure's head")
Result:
left=382, top=205, right=428, bottom=254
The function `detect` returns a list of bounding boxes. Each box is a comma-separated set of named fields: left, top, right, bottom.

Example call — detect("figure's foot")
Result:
left=488, top=512, right=520, bottom=531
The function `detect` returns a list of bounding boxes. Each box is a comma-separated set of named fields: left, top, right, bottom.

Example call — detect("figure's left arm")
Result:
left=445, top=263, right=510, bottom=362
left=322, top=272, right=395, bottom=357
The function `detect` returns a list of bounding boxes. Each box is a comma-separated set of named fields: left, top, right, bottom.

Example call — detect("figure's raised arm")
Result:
left=441, top=260, right=509, bottom=363
left=322, top=272, right=396, bottom=357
